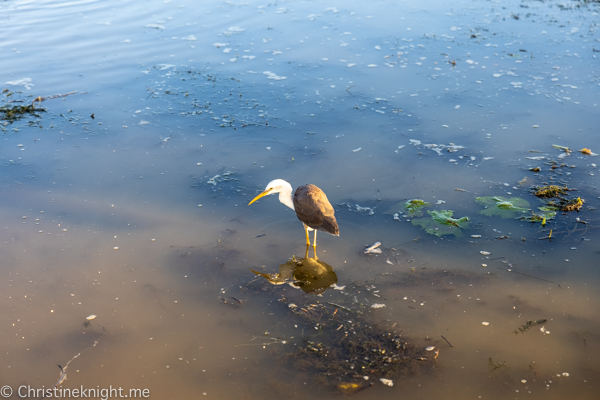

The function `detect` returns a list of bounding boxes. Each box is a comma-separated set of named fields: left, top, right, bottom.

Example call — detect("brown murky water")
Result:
left=1, top=0, right=599, bottom=399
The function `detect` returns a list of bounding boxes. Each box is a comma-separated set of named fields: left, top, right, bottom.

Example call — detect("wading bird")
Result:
left=248, top=179, right=339, bottom=247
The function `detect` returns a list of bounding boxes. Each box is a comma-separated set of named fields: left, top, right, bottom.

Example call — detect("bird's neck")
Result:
left=279, top=189, right=295, bottom=210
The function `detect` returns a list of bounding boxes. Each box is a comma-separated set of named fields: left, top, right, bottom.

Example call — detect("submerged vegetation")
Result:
left=280, top=298, right=434, bottom=391
left=488, top=357, right=508, bottom=371
left=245, top=267, right=451, bottom=391
left=514, top=319, right=548, bottom=335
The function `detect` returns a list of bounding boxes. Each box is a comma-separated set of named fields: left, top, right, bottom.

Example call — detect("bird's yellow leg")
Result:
left=313, top=230, right=317, bottom=248
left=304, top=226, right=310, bottom=246
left=304, top=244, right=310, bottom=259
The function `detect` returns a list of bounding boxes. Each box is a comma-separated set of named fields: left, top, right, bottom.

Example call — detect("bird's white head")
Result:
left=248, top=179, right=295, bottom=210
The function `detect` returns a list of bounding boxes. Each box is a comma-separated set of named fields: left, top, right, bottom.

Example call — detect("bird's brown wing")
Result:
left=293, top=184, right=339, bottom=236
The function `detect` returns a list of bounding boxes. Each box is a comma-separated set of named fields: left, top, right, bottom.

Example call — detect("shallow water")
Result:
left=1, top=0, right=599, bottom=399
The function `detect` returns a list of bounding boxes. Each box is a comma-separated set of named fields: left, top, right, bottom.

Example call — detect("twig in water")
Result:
left=327, top=302, right=354, bottom=313
left=32, top=91, right=80, bottom=106
left=539, top=229, right=552, bottom=241
left=441, top=335, right=454, bottom=347
left=498, top=267, right=554, bottom=284
left=234, top=336, right=287, bottom=347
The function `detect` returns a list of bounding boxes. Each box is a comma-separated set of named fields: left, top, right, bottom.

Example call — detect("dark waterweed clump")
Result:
left=559, top=197, right=583, bottom=212
left=0, top=102, right=45, bottom=125
left=278, top=296, right=435, bottom=391
left=532, top=185, right=584, bottom=213
left=534, top=185, right=569, bottom=198
left=513, top=319, right=547, bottom=335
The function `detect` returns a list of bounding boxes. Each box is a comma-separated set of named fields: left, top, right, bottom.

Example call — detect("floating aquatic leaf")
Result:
left=411, top=210, right=469, bottom=237
left=429, top=210, right=468, bottom=226
left=476, top=196, right=530, bottom=218
left=404, top=199, right=431, bottom=216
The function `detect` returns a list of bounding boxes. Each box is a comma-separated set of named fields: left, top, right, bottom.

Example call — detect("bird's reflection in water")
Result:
left=250, top=246, right=337, bottom=294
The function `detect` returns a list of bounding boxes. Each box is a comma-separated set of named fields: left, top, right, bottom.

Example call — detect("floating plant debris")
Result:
left=364, top=241, right=382, bottom=254
left=534, top=185, right=569, bottom=198
left=561, top=197, right=584, bottom=212
left=519, top=210, right=556, bottom=225
left=0, top=102, right=45, bottom=124
left=552, top=144, right=571, bottom=154
left=532, top=185, right=584, bottom=213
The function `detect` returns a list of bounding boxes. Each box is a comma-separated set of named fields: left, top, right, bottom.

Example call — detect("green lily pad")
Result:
left=476, top=196, right=530, bottom=218
left=411, top=210, right=469, bottom=237
left=404, top=199, right=431, bottom=216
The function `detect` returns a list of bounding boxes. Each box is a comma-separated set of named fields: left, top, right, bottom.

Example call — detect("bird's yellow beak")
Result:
left=248, top=188, right=273, bottom=205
